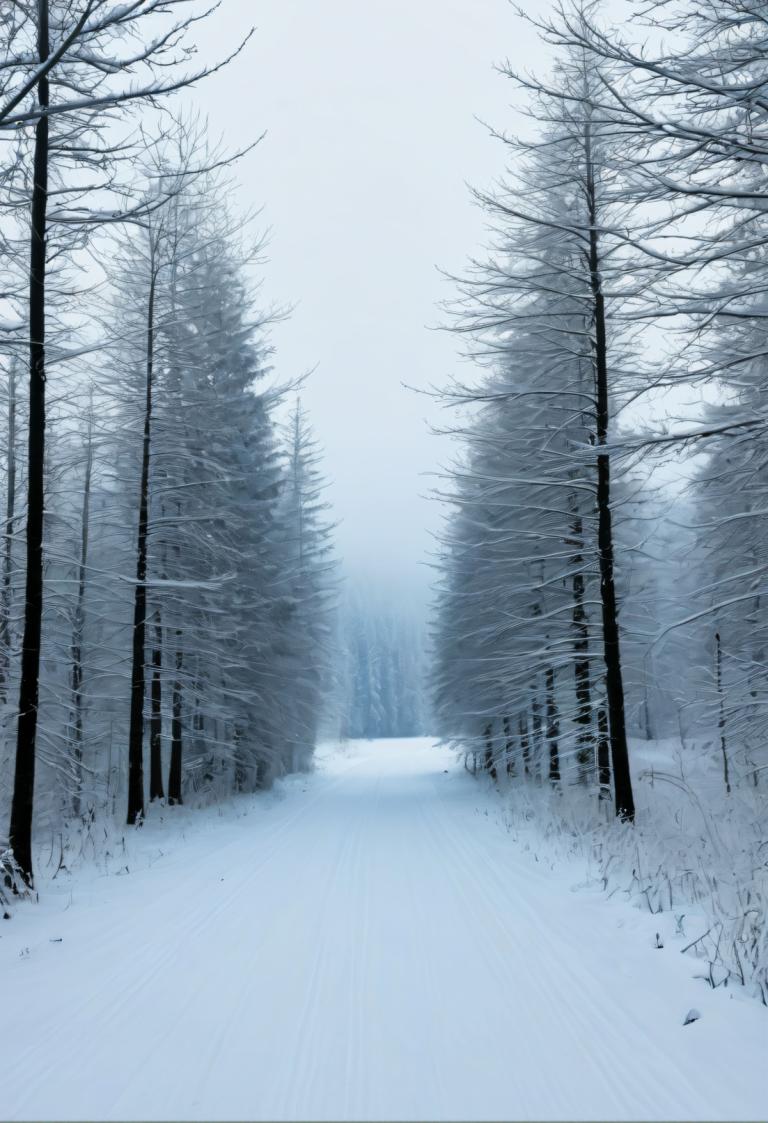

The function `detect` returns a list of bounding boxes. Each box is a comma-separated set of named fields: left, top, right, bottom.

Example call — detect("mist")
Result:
left=187, top=0, right=548, bottom=595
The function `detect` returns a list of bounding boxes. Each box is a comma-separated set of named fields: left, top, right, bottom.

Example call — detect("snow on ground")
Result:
left=496, top=733, right=768, bottom=1001
left=1, top=737, right=765, bottom=1122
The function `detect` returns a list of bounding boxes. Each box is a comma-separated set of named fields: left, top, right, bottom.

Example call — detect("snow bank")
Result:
left=498, top=736, right=768, bottom=1003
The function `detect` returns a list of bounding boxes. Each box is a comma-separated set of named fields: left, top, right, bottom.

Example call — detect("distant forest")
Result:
left=332, top=588, right=429, bottom=740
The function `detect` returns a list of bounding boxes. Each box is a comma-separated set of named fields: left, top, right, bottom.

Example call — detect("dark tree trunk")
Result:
left=530, top=586, right=547, bottom=781
left=569, top=510, right=595, bottom=784
left=9, top=1, right=50, bottom=884
left=168, top=650, right=183, bottom=804
left=150, top=512, right=170, bottom=803
left=233, top=727, right=246, bottom=792
left=545, top=666, right=560, bottom=784
left=196, top=679, right=212, bottom=788
left=149, top=611, right=163, bottom=801
left=585, top=121, right=635, bottom=822
left=642, top=688, right=653, bottom=741
left=745, top=584, right=761, bottom=786
left=715, top=631, right=731, bottom=795
left=0, top=362, right=17, bottom=704
left=167, top=501, right=183, bottom=804
left=503, top=714, right=516, bottom=776
left=519, top=712, right=531, bottom=777
left=190, top=661, right=209, bottom=785
left=483, top=721, right=497, bottom=781
left=597, top=706, right=611, bottom=800
left=255, top=756, right=269, bottom=790
left=126, top=268, right=158, bottom=826
left=531, top=683, right=543, bottom=780
left=69, top=410, right=93, bottom=819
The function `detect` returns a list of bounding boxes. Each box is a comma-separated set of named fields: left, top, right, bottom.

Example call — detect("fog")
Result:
left=187, top=0, right=557, bottom=598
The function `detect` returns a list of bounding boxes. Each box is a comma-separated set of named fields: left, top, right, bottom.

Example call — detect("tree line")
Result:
left=0, top=2, right=335, bottom=888
left=432, top=0, right=768, bottom=823
left=332, top=584, right=429, bottom=742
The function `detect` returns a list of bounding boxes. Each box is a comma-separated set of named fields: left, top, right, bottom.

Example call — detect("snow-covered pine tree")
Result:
left=3, top=0, right=253, bottom=881
left=0, top=109, right=337, bottom=860
left=335, top=586, right=428, bottom=741
left=274, top=400, right=337, bottom=772
left=433, top=44, right=642, bottom=816
left=562, top=0, right=768, bottom=795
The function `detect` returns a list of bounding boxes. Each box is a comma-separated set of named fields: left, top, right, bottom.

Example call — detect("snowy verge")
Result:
left=495, top=736, right=767, bottom=1004
left=1, top=739, right=365, bottom=921
left=1, top=758, right=331, bottom=922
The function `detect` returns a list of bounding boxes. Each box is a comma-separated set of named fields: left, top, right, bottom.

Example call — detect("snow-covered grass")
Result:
left=7, top=773, right=319, bottom=912
left=0, top=748, right=332, bottom=912
left=498, top=736, right=768, bottom=1004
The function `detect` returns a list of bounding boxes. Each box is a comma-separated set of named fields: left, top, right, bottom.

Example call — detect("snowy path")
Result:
left=1, top=738, right=765, bottom=1122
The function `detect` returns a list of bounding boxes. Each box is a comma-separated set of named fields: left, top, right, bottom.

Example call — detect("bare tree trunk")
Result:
left=545, top=666, right=560, bottom=784
left=167, top=501, right=183, bottom=804
left=715, top=631, right=731, bottom=795
left=569, top=510, right=594, bottom=784
left=126, top=266, right=158, bottom=826
left=530, top=585, right=546, bottom=781
left=69, top=407, right=94, bottom=819
left=747, top=590, right=761, bottom=788
left=585, top=120, right=635, bottom=822
left=531, top=682, right=543, bottom=780
left=0, top=362, right=17, bottom=704
left=642, top=685, right=653, bottom=741
left=503, top=714, right=516, bottom=776
left=597, top=706, right=611, bottom=800
left=233, top=727, right=246, bottom=792
left=9, top=0, right=50, bottom=883
left=519, top=712, right=531, bottom=777
left=483, top=721, right=497, bottom=781
left=191, top=659, right=210, bottom=789
left=168, top=648, right=183, bottom=804
left=149, top=611, right=163, bottom=801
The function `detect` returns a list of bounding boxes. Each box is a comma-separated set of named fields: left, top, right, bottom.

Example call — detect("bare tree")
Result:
left=433, top=46, right=638, bottom=817
left=5, top=0, right=253, bottom=881
left=67, top=398, right=94, bottom=818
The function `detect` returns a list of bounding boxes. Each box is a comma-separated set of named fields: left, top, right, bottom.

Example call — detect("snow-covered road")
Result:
left=1, top=738, right=765, bottom=1121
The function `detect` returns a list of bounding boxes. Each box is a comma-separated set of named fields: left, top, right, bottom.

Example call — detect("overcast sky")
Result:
left=189, top=1, right=561, bottom=599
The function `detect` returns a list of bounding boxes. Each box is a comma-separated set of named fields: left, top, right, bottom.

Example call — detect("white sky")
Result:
left=188, top=2, right=570, bottom=598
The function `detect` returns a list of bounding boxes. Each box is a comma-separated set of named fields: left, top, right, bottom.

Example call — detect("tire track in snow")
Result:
left=3, top=739, right=766, bottom=1123
left=4, top=761, right=370, bottom=1121
left=276, top=782, right=372, bottom=1121
left=418, top=772, right=711, bottom=1120
left=418, top=785, right=649, bottom=1117
left=342, top=769, right=378, bottom=1119
left=400, top=796, right=452, bottom=1120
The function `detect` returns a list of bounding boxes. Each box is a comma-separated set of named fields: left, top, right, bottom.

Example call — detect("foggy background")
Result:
left=189, top=0, right=550, bottom=604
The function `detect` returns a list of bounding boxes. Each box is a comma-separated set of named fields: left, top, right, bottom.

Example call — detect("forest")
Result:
left=1, top=2, right=767, bottom=1121
left=0, top=2, right=342, bottom=890
left=431, top=0, right=768, bottom=1004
